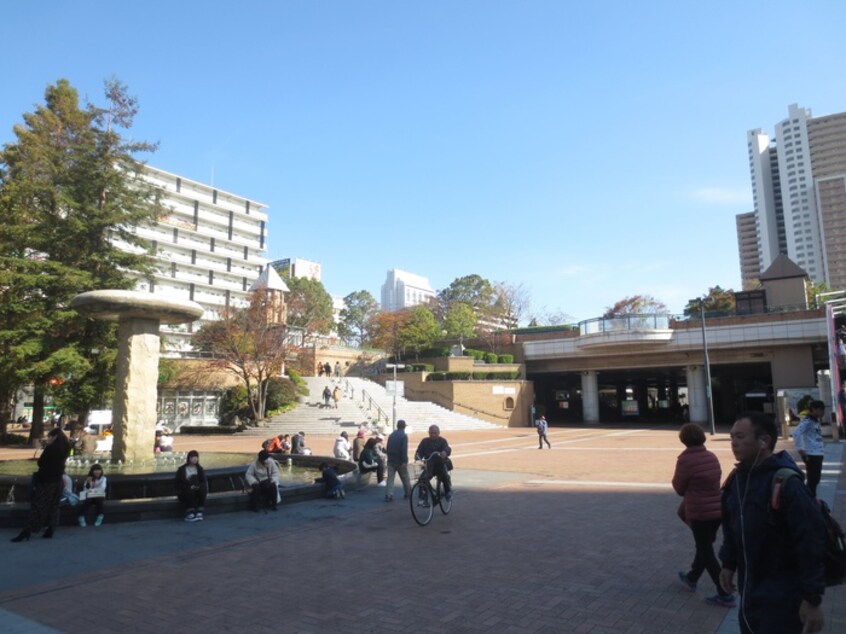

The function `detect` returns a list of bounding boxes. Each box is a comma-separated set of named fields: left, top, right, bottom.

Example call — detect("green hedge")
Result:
left=463, top=348, right=485, bottom=361
left=498, top=354, right=514, bottom=364
left=484, top=352, right=498, bottom=364
left=420, top=346, right=451, bottom=358
left=427, top=370, right=521, bottom=382
left=411, top=363, right=435, bottom=372
left=179, top=425, right=240, bottom=435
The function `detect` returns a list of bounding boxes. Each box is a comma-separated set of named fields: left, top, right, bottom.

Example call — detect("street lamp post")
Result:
left=700, top=298, right=716, bottom=436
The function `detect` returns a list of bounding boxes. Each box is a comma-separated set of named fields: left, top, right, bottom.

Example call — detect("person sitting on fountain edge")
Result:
left=245, top=450, right=280, bottom=512
left=176, top=450, right=208, bottom=522
left=415, top=424, right=453, bottom=500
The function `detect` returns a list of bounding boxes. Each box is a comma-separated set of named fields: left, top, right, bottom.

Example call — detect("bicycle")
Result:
left=409, top=455, right=452, bottom=526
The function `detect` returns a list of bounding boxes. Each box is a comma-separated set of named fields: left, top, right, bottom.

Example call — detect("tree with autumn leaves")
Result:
left=193, top=290, right=291, bottom=421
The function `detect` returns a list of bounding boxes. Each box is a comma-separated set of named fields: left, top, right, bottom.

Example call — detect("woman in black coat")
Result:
left=11, top=428, right=71, bottom=542
left=175, top=450, right=208, bottom=522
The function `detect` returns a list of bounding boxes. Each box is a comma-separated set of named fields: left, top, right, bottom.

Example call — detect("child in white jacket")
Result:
left=78, top=464, right=107, bottom=527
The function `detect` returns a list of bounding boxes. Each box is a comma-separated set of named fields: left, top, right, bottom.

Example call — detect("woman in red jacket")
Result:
left=672, top=423, right=736, bottom=607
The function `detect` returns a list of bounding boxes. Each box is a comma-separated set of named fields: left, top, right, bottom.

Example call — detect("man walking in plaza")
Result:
left=384, top=419, right=411, bottom=502
left=536, top=415, right=551, bottom=449
left=719, top=412, right=826, bottom=634
left=792, top=400, right=826, bottom=498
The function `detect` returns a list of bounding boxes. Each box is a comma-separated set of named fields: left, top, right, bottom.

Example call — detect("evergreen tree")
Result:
left=338, top=290, right=380, bottom=346
left=0, top=78, right=159, bottom=442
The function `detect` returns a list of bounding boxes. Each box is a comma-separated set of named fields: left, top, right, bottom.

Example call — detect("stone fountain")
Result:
left=70, top=290, right=204, bottom=463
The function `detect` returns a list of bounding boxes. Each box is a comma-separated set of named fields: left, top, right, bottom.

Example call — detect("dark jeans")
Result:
left=249, top=480, right=277, bottom=510
left=179, top=488, right=207, bottom=513
left=359, top=462, right=385, bottom=482
left=78, top=497, right=104, bottom=520
left=686, top=518, right=726, bottom=596
left=425, top=453, right=451, bottom=494
left=803, top=454, right=823, bottom=497
left=538, top=433, right=551, bottom=448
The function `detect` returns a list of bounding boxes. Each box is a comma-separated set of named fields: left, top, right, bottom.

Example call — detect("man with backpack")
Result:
left=719, top=412, right=826, bottom=634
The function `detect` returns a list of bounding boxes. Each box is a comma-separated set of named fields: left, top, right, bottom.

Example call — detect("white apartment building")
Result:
left=117, top=165, right=269, bottom=350
left=271, top=257, right=322, bottom=281
left=745, top=103, right=846, bottom=290
left=380, top=268, right=436, bottom=312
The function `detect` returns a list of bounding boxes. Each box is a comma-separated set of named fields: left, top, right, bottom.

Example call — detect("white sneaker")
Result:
left=78, top=516, right=87, bottom=527
left=377, top=481, right=387, bottom=487
left=184, top=513, right=196, bottom=522
left=195, top=512, right=204, bottom=521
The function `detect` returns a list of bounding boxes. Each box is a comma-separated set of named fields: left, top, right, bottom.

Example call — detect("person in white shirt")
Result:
left=792, top=400, right=826, bottom=497
left=78, top=464, right=107, bottom=527
left=333, top=431, right=351, bottom=460
left=245, top=450, right=280, bottom=512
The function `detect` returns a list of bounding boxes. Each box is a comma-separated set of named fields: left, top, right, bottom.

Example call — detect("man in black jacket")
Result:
left=414, top=424, right=452, bottom=500
left=719, top=412, right=826, bottom=634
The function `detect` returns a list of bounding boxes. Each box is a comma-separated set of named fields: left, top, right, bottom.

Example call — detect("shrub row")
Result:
left=462, top=349, right=515, bottom=364
left=426, top=371, right=521, bottom=382
left=178, top=425, right=240, bottom=435
left=410, top=363, right=435, bottom=372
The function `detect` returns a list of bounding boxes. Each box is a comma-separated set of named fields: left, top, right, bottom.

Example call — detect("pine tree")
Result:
left=0, top=79, right=160, bottom=443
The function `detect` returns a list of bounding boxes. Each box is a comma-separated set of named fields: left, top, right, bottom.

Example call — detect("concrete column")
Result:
left=581, top=371, right=599, bottom=423
left=111, top=318, right=161, bottom=464
left=686, top=365, right=707, bottom=424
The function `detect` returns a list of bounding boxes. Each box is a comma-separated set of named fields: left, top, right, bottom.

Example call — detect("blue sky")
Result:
left=3, top=1, right=846, bottom=323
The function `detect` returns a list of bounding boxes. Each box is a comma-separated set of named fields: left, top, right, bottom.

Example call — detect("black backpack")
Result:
left=770, top=468, right=846, bottom=587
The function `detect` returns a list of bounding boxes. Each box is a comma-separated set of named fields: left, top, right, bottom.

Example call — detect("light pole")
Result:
left=700, top=298, right=716, bottom=436
left=385, top=363, right=405, bottom=430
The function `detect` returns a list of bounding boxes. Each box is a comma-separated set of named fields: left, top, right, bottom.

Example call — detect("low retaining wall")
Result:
left=0, top=455, right=367, bottom=528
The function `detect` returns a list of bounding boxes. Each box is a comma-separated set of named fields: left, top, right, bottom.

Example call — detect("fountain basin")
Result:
left=0, top=454, right=363, bottom=527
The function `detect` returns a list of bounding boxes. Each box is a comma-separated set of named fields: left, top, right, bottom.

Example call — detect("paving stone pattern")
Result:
left=1, top=426, right=844, bottom=633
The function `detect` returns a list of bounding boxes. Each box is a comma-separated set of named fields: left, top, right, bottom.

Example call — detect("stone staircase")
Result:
left=241, top=376, right=498, bottom=436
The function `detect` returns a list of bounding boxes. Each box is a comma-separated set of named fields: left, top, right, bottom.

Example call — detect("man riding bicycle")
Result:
left=414, top=424, right=453, bottom=500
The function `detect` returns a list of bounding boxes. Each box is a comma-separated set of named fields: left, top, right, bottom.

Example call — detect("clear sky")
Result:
left=3, top=1, right=846, bottom=323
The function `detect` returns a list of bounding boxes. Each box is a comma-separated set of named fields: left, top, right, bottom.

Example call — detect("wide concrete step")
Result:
left=240, top=375, right=498, bottom=436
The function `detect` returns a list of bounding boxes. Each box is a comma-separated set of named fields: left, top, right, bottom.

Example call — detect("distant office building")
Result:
left=380, top=269, right=436, bottom=312
left=117, top=165, right=269, bottom=349
left=736, top=211, right=761, bottom=289
left=744, top=103, right=846, bottom=290
left=271, top=257, right=322, bottom=281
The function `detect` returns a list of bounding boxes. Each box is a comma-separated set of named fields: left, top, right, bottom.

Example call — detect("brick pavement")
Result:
left=1, top=425, right=844, bottom=633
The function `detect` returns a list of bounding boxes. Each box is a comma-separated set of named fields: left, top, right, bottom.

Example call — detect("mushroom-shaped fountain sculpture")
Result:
left=70, top=290, right=204, bottom=464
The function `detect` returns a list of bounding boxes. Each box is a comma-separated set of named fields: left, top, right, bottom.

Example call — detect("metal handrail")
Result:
left=359, top=389, right=390, bottom=423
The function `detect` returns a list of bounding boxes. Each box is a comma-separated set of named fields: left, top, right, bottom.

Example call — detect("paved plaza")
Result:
left=1, top=425, right=844, bottom=633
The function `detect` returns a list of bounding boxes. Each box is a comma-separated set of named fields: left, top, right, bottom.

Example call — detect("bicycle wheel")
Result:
left=410, top=481, right=434, bottom=526
left=437, top=478, right=452, bottom=515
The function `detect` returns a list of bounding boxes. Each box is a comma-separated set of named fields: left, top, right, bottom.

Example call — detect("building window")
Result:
left=173, top=228, right=178, bottom=243
left=227, top=257, right=232, bottom=272
left=191, top=249, right=197, bottom=265
left=245, top=200, right=250, bottom=215
left=242, top=277, right=248, bottom=291
left=189, top=283, right=195, bottom=301
left=228, top=211, right=234, bottom=240
left=193, top=200, right=199, bottom=228
left=243, top=246, right=248, bottom=260
left=213, top=189, right=218, bottom=205
left=171, top=262, right=176, bottom=278
left=504, top=397, right=515, bottom=410
left=210, top=237, right=215, bottom=252
left=225, top=290, right=231, bottom=307
left=209, top=270, right=214, bottom=285
left=260, top=220, right=266, bottom=249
